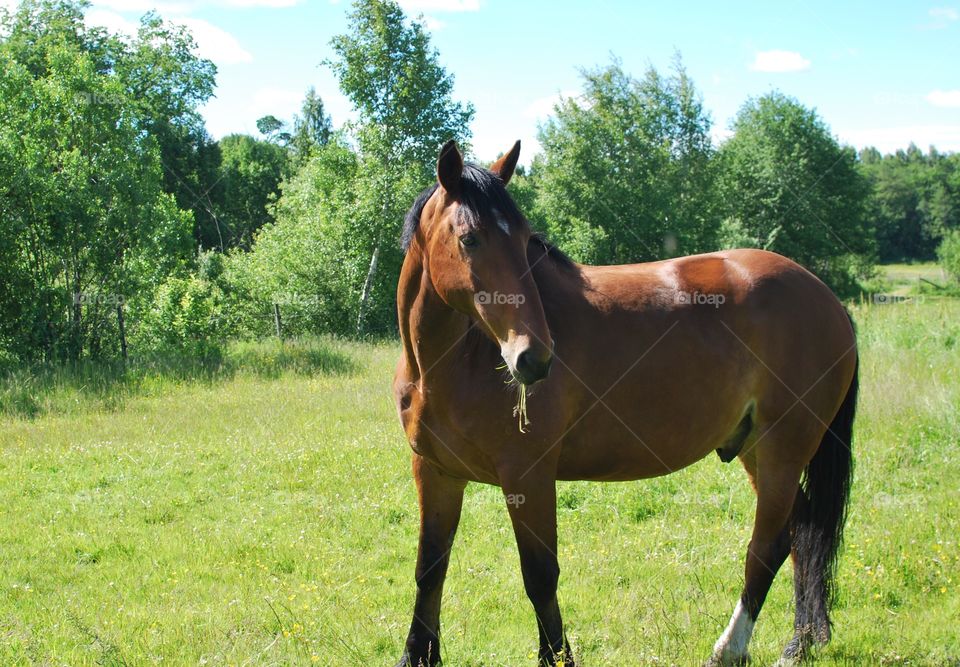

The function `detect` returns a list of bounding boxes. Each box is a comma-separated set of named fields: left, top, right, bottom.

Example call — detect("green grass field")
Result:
left=2, top=301, right=958, bottom=666
left=874, top=262, right=953, bottom=298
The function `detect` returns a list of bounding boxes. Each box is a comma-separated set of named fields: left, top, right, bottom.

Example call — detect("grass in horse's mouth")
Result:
left=513, top=382, right=531, bottom=433
left=496, top=363, right=532, bottom=433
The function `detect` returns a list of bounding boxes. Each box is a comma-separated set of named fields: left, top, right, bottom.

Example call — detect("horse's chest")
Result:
left=396, top=385, right=497, bottom=483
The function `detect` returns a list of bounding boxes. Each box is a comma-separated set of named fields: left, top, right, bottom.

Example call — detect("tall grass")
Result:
left=0, top=337, right=357, bottom=419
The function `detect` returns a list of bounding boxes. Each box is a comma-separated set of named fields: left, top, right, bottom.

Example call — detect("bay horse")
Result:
left=393, top=140, right=858, bottom=666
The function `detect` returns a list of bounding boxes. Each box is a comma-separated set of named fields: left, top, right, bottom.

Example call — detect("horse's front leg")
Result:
left=501, top=467, right=575, bottom=666
left=396, top=455, right=467, bottom=667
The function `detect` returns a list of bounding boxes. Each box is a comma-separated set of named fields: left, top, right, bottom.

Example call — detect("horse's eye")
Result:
left=459, top=232, right=478, bottom=248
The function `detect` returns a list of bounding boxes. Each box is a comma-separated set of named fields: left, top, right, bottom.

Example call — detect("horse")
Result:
left=392, top=139, right=858, bottom=667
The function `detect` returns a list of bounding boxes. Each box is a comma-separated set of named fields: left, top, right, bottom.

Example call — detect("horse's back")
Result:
left=582, top=248, right=851, bottom=341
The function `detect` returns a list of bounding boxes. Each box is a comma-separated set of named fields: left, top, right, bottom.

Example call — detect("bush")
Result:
left=134, top=273, right=235, bottom=359
left=937, top=230, right=960, bottom=283
left=716, top=218, right=759, bottom=250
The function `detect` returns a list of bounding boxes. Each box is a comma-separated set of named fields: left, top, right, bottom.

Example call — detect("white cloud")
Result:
left=929, top=6, right=959, bottom=21
left=176, top=17, right=252, bottom=63
left=838, top=124, right=960, bottom=153
left=711, top=127, right=734, bottom=145
left=422, top=15, right=444, bottom=30
left=217, top=0, right=301, bottom=6
left=85, top=8, right=139, bottom=36
left=926, top=89, right=960, bottom=107
left=471, top=132, right=538, bottom=166
left=397, top=0, right=480, bottom=12
left=922, top=6, right=958, bottom=29
left=749, top=50, right=811, bottom=73
left=523, top=90, right=580, bottom=120
left=93, top=0, right=301, bottom=9
left=92, top=0, right=192, bottom=12
left=85, top=6, right=253, bottom=65
left=250, top=86, right=303, bottom=117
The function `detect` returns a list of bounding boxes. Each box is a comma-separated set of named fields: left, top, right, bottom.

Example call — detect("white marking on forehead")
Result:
left=492, top=208, right=511, bottom=236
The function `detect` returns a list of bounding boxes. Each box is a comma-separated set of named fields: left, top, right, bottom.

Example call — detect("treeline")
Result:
left=1, top=0, right=958, bottom=367
left=860, top=146, right=960, bottom=262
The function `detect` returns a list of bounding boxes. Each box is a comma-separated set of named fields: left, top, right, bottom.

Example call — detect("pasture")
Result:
left=1, top=300, right=958, bottom=666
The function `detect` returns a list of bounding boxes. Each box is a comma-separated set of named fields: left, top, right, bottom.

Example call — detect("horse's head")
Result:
left=407, top=139, right=554, bottom=385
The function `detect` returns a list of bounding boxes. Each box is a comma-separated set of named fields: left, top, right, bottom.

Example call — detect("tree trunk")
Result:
left=273, top=303, right=283, bottom=339
left=71, top=269, right=83, bottom=361
left=355, top=243, right=380, bottom=336
left=117, top=303, right=127, bottom=361
left=356, top=162, right=392, bottom=337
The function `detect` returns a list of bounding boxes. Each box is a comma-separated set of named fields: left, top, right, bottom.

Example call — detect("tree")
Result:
left=859, top=145, right=960, bottom=261
left=718, top=93, right=873, bottom=295
left=937, top=230, right=960, bottom=284
left=256, top=114, right=291, bottom=145
left=213, top=134, right=288, bottom=249
left=533, top=57, right=719, bottom=264
left=0, top=0, right=196, bottom=362
left=110, top=11, right=219, bottom=250
left=290, top=86, right=333, bottom=163
left=328, top=0, right=473, bottom=334
left=227, top=139, right=364, bottom=337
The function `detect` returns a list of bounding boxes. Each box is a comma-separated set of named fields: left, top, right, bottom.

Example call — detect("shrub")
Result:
left=937, top=230, right=960, bottom=283
left=135, top=274, right=235, bottom=359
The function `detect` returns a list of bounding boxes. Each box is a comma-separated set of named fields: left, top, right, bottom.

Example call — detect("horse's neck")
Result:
left=397, top=249, right=474, bottom=386
left=531, top=255, right=590, bottom=333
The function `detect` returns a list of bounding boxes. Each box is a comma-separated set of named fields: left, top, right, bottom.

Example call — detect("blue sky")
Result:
left=75, top=0, right=960, bottom=163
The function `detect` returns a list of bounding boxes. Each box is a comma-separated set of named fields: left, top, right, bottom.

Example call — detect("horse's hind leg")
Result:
left=708, top=445, right=804, bottom=666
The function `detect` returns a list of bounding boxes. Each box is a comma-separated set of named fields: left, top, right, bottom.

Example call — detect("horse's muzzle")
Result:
left=514, top=347, right=553, bottom=385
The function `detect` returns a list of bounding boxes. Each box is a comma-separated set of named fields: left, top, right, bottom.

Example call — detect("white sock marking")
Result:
left=713, top=599, right=754, bottom=662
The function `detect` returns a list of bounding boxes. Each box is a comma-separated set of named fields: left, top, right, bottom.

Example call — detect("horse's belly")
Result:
left=554, top=402, right=744, bottom=481
left=555, top=436, right=714, bottom=481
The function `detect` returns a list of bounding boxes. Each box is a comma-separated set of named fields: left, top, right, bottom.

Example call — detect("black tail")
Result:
left=789, top=351, right=858, bottom=649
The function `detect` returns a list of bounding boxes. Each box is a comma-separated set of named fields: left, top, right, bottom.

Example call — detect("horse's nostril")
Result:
left=516, top=349, right=552, bottom=384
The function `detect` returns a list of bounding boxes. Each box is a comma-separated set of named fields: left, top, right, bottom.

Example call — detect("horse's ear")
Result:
left=489, top=140, right=521, bottom=185
left=437, top=139, right=463, bottom=195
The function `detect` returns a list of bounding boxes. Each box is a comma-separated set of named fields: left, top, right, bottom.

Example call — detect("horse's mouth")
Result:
left=509, top=369, right=549, bottom=389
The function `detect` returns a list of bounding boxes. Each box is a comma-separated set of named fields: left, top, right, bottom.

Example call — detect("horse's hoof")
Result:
left=538, top=647, right=576, bottom=666
left=773, top=658, right=801, bottom=667
left=393, top=652, right=440, bottom=667
left=704, top=652, right=750, bottom=667
left=393, top=658, right=429, bottom=667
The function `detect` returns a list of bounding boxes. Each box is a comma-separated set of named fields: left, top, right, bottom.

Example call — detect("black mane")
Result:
left=401, top=163, right=575, bottom=270
left=401, top=183, right=439, bottom=251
